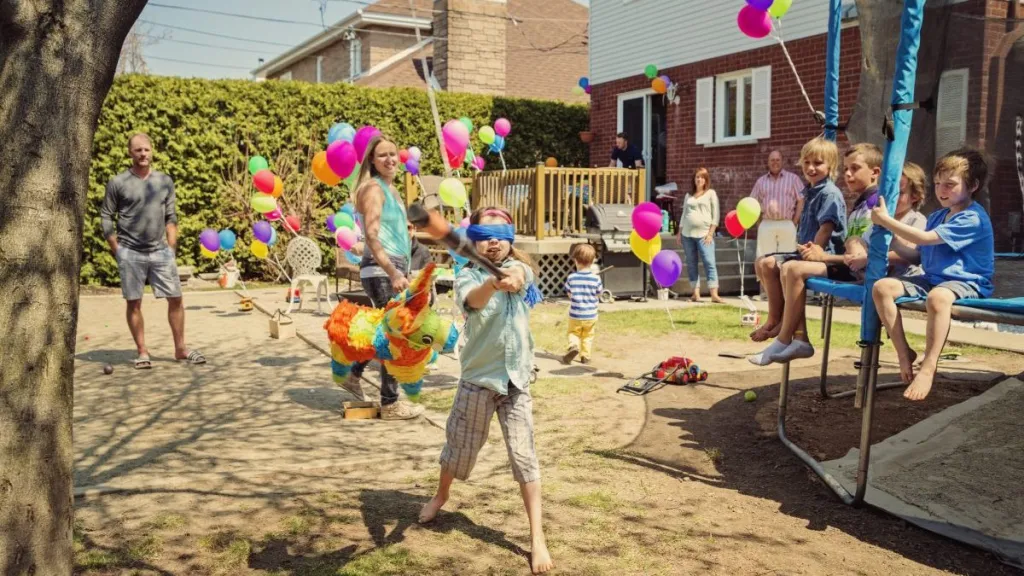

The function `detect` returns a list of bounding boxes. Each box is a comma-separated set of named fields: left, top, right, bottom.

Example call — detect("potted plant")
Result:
left=579, top=130, right=594, bottom=144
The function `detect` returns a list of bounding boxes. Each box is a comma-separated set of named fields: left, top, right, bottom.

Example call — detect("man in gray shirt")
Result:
left=101, top=133, right=206, bottom=368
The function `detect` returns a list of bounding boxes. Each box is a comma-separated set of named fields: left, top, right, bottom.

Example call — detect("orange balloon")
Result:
left=312, top=151, right=342, bottom=186
left=545, top=157, right=558, bottom=168
left=652, top=78, right=667, bottom=94
left=271, top=175, right=284, bottom=198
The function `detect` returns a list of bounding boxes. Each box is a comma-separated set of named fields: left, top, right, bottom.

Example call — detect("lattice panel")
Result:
left=536, top=253, right=575, bottom=299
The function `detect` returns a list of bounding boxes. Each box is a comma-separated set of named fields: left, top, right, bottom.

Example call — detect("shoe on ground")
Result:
left=580, top=357, right=590, bottom=365
left=381, top=400, right=425, bottom=421
left=562, top=346, right=579, bottom=365
left=340, top=375, right=365, bottom=401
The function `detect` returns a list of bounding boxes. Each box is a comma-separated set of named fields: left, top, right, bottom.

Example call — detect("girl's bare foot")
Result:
left=531, top=540, right=554, bottom=574
left=904, top=365, right=935, bottom=401
left=750, top=322, right=780, bottom=342
left=897, top=349, right=917, bottom=384
left=418, top=493, right=448, bottom=524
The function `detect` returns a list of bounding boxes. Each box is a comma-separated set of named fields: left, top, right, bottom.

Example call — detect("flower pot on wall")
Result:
left=579, top=131, right=594, bottom=144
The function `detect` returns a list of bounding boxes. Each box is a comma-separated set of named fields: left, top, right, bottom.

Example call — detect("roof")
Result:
left=505, top=0, right=590, bottom=102
left=251, top=0, right=433, bottom=78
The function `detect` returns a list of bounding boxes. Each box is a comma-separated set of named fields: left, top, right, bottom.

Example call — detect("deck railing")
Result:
left=407, top=165, right=645, bottom=239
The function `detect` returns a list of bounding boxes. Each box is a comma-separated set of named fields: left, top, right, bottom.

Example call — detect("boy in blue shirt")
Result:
left=563, top=243, right=603, bottom=365
left=871, top=147, right=995, bottom=401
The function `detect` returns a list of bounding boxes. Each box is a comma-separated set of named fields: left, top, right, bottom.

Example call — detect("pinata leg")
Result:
left=401, top=380, right=424, bottom=403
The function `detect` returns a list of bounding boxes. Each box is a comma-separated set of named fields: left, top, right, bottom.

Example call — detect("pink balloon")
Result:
left=326, top=140, right=358, bottom=179
left=460, top=217, right=470, bottom=228
left=494, top=118, right=511, bottom=138
left=336, top=227, right=358, bottom=250
left=472, top=156, right=486, bottom=171
left=352, top=125, right=382, bottom=161
left=737, top=5, right=771, bottom=39
left=264, top=208, right=282, bottom=221
left=443, top=131, right=467, bottom=156
left=632, top=202, right=662, bottom=241
left=442, top=120, right=470, bottom=147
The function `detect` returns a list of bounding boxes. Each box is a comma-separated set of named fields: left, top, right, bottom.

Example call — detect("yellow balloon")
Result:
left=629, top=230, right=661, bottom=264
left=478, top=126, right=496, bottom=145
left=250, top=240, right=268, bottom=259
left=200, top=246, right=218, bottom=259
left=271, top=175, right=284, bottom=198
left=736, top=197, right=762, bottom=229
left=438, top=178, right=468, bottom=207
left=312, top=151, right=342, bottom=186
left=250, top=194, right=277, bottom=213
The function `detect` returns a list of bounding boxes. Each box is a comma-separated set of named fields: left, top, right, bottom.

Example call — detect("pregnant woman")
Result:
left=679, top=167, right=724, bottom=303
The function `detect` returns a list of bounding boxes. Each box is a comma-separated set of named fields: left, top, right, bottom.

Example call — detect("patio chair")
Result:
left=283, top=235, right=330, bottom=315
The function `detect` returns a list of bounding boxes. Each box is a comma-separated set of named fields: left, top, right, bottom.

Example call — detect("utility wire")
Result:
left=139, top=34, right=279, bottom=55
left=145, top=55, right=253, bottom=70
left=138, top=19, right=298, bottom=47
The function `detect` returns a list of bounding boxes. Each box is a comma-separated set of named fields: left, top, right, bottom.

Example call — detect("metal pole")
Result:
left=854, top=343, right=881, bottom=506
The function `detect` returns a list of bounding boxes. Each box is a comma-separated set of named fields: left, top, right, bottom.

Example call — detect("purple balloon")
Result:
left=651, top=250, right=682, bottom=288
left=406, top=159, right=420, bottom=176
left=659, top=74, right=671, bottom=86
left=326, top=140, right=358, bottom=179
left=584, top=84, right=592, bottom=95
left=352, top=125, right=382, bottom=162
left=866, top=192, right=880, bottom=209
left=746, top=0, right=773, bottom=9
left=253, top=221, right=273, bottom=244
left=199, top=228, right=220, bottom=252
left=326, top=214, right=338, bottom=233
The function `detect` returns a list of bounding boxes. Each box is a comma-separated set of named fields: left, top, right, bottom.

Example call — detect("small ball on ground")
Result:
left=744, top=390, right=757, bottom=402
left=103, top=364, right=114, bottom=375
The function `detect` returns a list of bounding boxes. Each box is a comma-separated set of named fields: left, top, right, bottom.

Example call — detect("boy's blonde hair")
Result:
left=844, top=143, right=883, bottom=169
left=934, top=147, right=990, bottom=196
left=571, top=243, right=597, bottom=267
left=901, top=162, right=927, bottom=209
left=799, top=137, right=840, bottom=181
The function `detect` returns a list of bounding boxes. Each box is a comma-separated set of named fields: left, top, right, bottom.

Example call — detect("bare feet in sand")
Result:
left=418, top=493, right=448, bottom=524
left=531, top=540, right=554, bottom=574
left=904, top=364, right=935, bottom=401
left=750, top=322, right=780, bottom=342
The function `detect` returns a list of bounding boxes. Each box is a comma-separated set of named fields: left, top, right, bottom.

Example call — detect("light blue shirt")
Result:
left=455, top=259, right=535, bottom=394
left=920, top=202, right=994, bottom=298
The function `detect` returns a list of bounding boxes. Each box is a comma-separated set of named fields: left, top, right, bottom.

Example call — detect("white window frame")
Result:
left=350, top=38, right=363, bottom=80
left=316, top=55, right=324, bottom=83
left=279, top=71, right=292, bottom=81
left=935, top=68, right=969, bottom=159
left=714, top=69, right=755, bottom=145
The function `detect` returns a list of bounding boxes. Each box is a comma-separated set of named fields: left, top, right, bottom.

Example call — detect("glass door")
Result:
left=617, top=92, right=666, bottom=202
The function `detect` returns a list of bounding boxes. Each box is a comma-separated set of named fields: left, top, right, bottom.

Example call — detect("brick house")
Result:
left=251, top=0, right=590, bottom=103
left=587, top=0, right=1024, bottom=251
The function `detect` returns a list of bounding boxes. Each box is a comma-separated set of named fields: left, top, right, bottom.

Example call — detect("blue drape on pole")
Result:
left=824, top=0, right=842, bottom=142
left=860, top=0, right=927, bottom=342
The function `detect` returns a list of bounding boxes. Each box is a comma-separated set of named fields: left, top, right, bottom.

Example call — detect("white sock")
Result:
left=747, top=339, right=790, bottom=366
left=773, top=340, right=815, bottom=363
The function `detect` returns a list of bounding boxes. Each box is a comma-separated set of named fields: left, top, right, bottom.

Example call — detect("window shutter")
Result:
left=751, top=66, right=771, bottom=139
left=936, top=69, right=968, bottom=158
left=695, top=77, right=714, bottom=145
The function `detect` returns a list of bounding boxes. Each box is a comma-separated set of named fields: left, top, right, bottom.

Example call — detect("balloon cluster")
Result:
left=198, top=228, right=237, bottom=259
left=737, top=0, right=793, bottom=39
left=245, top=155, right=302, bottom=258
left=724, top=198, right=762, bottom=238
left=572, top=76, right=592, bottom=96
left=478, top=118, right=510, bottom=155
left=250, top=220, right=282, bottom=259
left=630, top=202, right=682, bottom=288
left=643, top=65, right=673, bottom=95
left=401, top=146, right=423, bottom=175
left=313, top=122, right=382, bottom=189
left=326, top=203, right=363, bottom=264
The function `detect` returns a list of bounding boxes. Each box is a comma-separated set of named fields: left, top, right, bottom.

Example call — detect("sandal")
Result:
left=134, top=355, right=153, bottom=370
left=178, top=350, right=207, bottom=365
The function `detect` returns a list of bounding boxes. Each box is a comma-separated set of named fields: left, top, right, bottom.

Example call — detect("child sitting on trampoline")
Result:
left=871, top=147, right=995, bottom=401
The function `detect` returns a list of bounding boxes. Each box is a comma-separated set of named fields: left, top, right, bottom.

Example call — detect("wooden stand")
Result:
left=269, top=310, right=295, bottom=340
left=343, top=401, right=380, bottom=420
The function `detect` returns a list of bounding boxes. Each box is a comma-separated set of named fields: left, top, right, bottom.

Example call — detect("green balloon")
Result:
left=768, top=0, right=792, bottom=19
left=343, top=171, right=360, bottom=190
left=248, top=156, right=269, bottom=176
left=644, top=64, right=658, bottom=80
left=334, top=212, right=355, bottom=231
left=459, top=116, right=473, bottom=132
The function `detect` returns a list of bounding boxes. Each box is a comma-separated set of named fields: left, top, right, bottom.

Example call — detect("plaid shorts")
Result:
left=439, top=379, right=540, bottom=484
left=117, top=246, right=182, bottom=301
left=898, top=273, right=981, bottom=300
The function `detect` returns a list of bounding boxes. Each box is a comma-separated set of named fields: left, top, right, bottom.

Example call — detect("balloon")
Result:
left=405, top=159, right=420, bottom=176
left=738, top=5, right=772, bottom=39
left=271, top=175, right=284, bottom=198
left=199, top=228, right=220, bottom=252
left=736, top=197, right=762, bottom=229
left=494, top=118, right=511, bottom=138
left=200, top=245, right=218, bottom=259
left=336, top=227, right=358, bottom=250
left=248, top=156, right=269, bottom=176
left=399, top=149, right=410, bottom=163
left=629, top=230, right=661, bottom=264
left=449, top=227, right=470, bottom=265
left=326, top=140, right=358, bottom=179
left=446, top=148, right=466, bottom=170
left=443, top=119, right=470, bottom=146
left=584, top=85, right=592, bottom=95
left=342, top=171, right=359, bottom=191
left=443, top=131, right=468, bottom=157
left=631, top=202, right=663, bottom=240
left=253, top=221, right=273, bottom=243
left=326, top=213, right=338, bottom=233
left=652, top=78, right=667, bottom=94
left=328, top=122, right=355, bottom=145
left=746, top=0, right=773, bottom=9
left=340, top=203, right=356, bottom=216
left=866, top=192, right=880, bottom=209
left=545, top=157, right=558, bottom=168
left=459, top=116, right=474, bottom=132
left=472, top=156, right=486, bottom=171
left=284, top=215, right=301, bottom=233
left=264, top=208, right=282, bottom=221
left=268, top=227, right=278, bottom=247
left=572, top=86, right=585, bottom=95
left=438, top=178, right=468, bottom=207
left=352, top=125, right=382, bottom=161
left=334, top=212, right=355, bottom=231
left=250, top=240, right=268, bottom=259
left=460, top=217, right=470, bottom=229
left=578, top=77, right=589, bottom=89
left=478, top=126, right=496, bottom=145
left=344, top=250, right=361, bottom=265
left=465, top=148, right=476, bottom=166
left=408, top=146, right=422, bottom=161
left=489, top=135, right=505, bottom=153
left=644, top=64, right=658, bottom=79
left=651, top=250, right=683, bottom=288
left=253, top=169, right=275, bottom=194
left=725, top=210, right=745, bottom=238
left=312, top=151, right=342, bottom=186
left=659, top=75, right=671, bottom=86
left=250, top=194, right=277, bottom=213
left=218, top=230, right=237, bottom=251
left=768, top=0, right=792, bottom=18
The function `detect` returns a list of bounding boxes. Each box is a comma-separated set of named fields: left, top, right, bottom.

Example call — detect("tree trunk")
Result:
left=0, top=1, right=147, bottom=573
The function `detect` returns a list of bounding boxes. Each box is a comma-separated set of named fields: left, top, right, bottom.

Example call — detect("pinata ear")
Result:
left=402, top=262, right=435, bottom=313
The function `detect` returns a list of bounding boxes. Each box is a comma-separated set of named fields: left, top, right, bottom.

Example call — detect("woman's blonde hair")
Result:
left=354, top=134, right=398, bottom=192
left=799, top=137, right=840, bottom=181
left=901, top=162, right=927, bottom=209
left=470, top=206, right=538, bottom=274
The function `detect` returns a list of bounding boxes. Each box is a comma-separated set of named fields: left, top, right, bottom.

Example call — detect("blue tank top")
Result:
left=359, top=176, right=411, bottom=274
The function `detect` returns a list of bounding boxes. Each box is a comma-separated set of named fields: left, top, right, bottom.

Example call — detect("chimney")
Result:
left=432, top=0, right=507, bottom=95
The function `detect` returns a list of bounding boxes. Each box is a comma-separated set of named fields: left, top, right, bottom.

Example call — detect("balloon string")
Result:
left=771, top=20, right=817, bottom=119
left=271, top=254, right=292, bottom=283
left=664, top=302, right=675, bottom=330
left=499, top=151, right=507, bottom=174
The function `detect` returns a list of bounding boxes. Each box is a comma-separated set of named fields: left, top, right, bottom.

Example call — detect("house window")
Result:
left=350, top=38, right=363, bottom=79
left=316, top=56, right=324, bottom=83
left=280, top=71, right=292, bottom=81
left=695, top=66, right=771, bottom=145
left=935, top=68, right=968, bottom=159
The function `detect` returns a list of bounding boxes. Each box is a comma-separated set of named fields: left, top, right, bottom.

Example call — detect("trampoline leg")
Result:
left=777, top=361, right=856, bottom=505
left=854, top=342, right=881, bottom=506
left=853, top=344, right=873, bottom=409
left=819, top=295, right=835, bottom=398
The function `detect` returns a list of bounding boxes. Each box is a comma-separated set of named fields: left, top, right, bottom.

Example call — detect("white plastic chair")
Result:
left=284, top=236, right=329, bottom=315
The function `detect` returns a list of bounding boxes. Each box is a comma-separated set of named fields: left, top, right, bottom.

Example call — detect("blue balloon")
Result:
left=340, top=203, right=356, bottom=216
left=328, top=122, right=356, bottom=145
left=489, top=135, right=505, bottom=153
left=218, top=230, right=237, bottom=251
left=344, top=250, right=361, bottom=265
left=268, top=227, right=278, bottom=247
left=448, top=227, right=470, bottom=265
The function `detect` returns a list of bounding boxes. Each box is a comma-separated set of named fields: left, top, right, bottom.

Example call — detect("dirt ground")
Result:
left=72, top=295, right=1022, bottom=575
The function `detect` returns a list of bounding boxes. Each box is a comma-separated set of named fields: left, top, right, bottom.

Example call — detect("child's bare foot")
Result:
left=531, top=540, right=554, bottom=574
left=711, top=296, right=726, bottom=304
left=750, top=321, right=780, bottom=342
left=690, top=293, right=702, bottom=303
left=903, top=365, right=935, bottom=401
left=897, top=349, right=917, bottom=384
left=418, top=493, right=448, bottom=524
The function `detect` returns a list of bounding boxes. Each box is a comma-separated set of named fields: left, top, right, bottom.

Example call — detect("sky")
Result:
left=136, top=0, right=589, bottom=80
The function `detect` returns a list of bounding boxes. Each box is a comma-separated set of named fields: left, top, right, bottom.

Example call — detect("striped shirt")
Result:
left=565, top=271, right=602, bottom=320
left=750, top=170, right=805, bottom=221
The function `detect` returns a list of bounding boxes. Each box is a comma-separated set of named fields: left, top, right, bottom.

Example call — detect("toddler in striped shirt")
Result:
left=562, top=243, right=603, bottom=365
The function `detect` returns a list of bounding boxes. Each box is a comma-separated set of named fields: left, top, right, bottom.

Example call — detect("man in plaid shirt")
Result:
left=750, top=150, right=805, bottom=295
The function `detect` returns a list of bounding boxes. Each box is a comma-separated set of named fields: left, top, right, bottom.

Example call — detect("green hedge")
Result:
left=85, top=75, right=589, bottom=285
